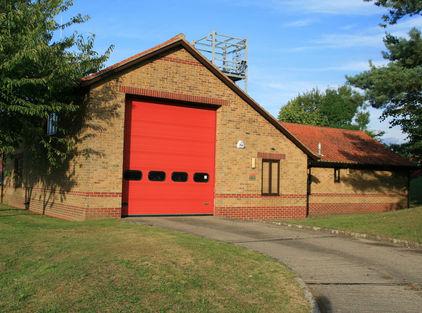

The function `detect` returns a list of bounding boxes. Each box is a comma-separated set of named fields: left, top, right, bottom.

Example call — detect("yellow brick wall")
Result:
left=82, top=47, right=309, bottom=219
left=12, top=46, right=414, bottom=220
left=309, top=167, right=408, bottom=216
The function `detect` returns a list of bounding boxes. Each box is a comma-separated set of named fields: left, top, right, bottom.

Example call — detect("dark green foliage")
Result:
left=278, top=88, right=325, bottom=126
left=390, top=141, right=421, bottom=162
left=348, top=28, right=422, bottom=160
left=0, top=0, right=112, bottom=168
left=410, top=175, right=422, bottom=205
left=278, top=85, right=369, bottom=130
left=365, top=0, right=422, bottom=25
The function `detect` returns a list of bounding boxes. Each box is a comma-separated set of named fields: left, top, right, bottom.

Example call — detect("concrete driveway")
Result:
left=129, top=216, right=422, bottom=313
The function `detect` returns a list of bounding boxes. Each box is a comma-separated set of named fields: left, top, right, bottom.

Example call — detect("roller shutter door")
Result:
left=122, top=99, right=216, bottom=216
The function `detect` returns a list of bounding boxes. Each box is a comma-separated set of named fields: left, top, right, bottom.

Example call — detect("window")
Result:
left=148, top=171, right=166, bottom=181
left=123, top=170, right=142, bottom=181
left=334, top=168, right=341, bottom=183
left=47, top=113, right=58, bottom=135
left=262, top=160, right=279, bottom=196
left=172, top=172, right=188, bottom=182
left=14, top=154, right=23, bottom=188
left=193, top=172, right=209, bottom=183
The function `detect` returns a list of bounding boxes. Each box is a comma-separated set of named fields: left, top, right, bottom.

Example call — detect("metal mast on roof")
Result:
left=192, top=31, right=248, bottom=92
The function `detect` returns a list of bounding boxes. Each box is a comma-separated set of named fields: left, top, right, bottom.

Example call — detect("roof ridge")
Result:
left=81, top=33, right=186, bottom=82
left=282, top=121, right=414, bottom=167
left=78, top=34, right=321, bottom=160
left=280, top=121, right=367, bottom=134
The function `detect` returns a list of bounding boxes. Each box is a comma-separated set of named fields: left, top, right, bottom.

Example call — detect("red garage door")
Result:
left=122, top=99, right=216, bottom=216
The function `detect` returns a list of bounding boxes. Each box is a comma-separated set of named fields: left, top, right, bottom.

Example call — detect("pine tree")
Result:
left=365, top=0, right=422, bottom=25
left=348, top=28, right=422, bottom=159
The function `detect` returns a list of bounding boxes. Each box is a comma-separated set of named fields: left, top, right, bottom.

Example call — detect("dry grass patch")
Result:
left=0, top=205, right=309, bottom=313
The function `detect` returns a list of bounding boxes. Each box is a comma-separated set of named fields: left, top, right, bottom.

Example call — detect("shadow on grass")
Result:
left=315, top=295, right=333, bottom=313
left=0, top=208, right=23, bottom=212
left=0, top=207, right=30, bottom=217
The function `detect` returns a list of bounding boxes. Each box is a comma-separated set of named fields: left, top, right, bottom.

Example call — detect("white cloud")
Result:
left=324, top=60, right=388, bottom=72
left=312, top=33, right=384, bottom=48
left=283, top=18, right=315, bottom=28
left=248, top=69, right=339, bottom=114
left=285, top=15, right=422, bottom=52
left=227, top=0, right=381, bottom=15
left=389, top=15, right=422, bottom=30
left=280, top=32, right=385, bottom=52
left=283, top=0, right=379, bottom=15
left=273, top=60, right=388, bottom=73
left=340, top=24, right=359, bottom=31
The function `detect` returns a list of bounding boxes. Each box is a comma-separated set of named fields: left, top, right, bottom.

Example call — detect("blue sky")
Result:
left=63, top=0, right=422, bottom=144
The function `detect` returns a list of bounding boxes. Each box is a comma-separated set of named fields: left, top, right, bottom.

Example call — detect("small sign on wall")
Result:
left=249, top=172, right=257, bottom=181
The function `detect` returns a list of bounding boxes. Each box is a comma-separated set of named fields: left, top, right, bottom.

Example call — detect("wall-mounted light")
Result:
left=251, top=157, right=256, bottom=169
left=236, top=140, right=245, bottom=149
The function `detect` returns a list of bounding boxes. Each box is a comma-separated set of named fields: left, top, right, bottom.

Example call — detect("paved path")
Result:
left=129, top=216, right=422, bottom=313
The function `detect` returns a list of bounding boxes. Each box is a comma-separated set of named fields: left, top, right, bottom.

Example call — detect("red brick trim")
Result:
left=28, top=197, right=122, bottom=220
left=73, top=192, right=122, bottom=198
left=120, top=85, right=227, bottom=106
left=216, top=206, right=306, bottom=209
left=28, top=199, right=86, bottom=221
left=257, top=152, right=286, bottom=160
left=215, top=193, right=305, bottom=199
left=30, top=187, right=122, bottom=198
left=85, top=207, right=121, bottom=219
left=160, top=56, right=202, bottom=66
left=309, top=202, right=401, bottom=216
left=215, top=206, right=306, bottom=220
left=310, top=192, right=406, bottom=197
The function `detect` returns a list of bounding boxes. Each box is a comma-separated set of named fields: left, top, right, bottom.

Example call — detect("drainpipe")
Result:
left=306, top=165, right=312, bottom=217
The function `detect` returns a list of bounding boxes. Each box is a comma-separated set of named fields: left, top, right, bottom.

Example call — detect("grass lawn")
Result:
left=0, top=205, right=309, bottom=313
left=287, top=206, right=422, bottom=244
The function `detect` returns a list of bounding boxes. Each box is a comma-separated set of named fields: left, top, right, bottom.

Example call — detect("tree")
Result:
left=365, top=0, right=422, bottom=25
left=277, top=89, right=325, bottom=126
left=347, top=28, right=422, bottom=160
left=278, top=86, right=369, bottom=130
left=0, top=0, right=112, bottom=169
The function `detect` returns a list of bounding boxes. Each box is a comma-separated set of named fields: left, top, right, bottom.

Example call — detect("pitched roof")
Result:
left=80, top=34, right=319, bottom=160
left=281, top=122, right=414, bottom=167
left=81, top=34, right=187, bottom=84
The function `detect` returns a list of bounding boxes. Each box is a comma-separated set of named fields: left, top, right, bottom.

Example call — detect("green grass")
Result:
left=287, top=206, right=422, bottom=244
left=0, top=205, right=309, bottom=313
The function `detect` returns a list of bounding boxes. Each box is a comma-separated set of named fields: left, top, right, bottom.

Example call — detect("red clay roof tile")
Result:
left=281, top=122, right=414, bottom=167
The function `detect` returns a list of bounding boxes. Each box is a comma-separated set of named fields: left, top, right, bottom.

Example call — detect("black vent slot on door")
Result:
left=123, top=170, right=142, bottom=181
